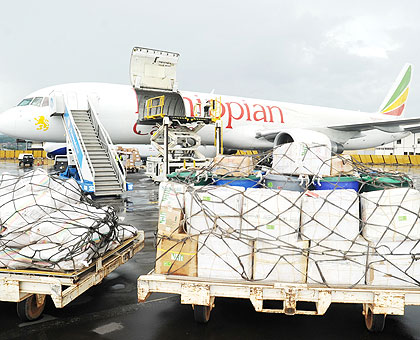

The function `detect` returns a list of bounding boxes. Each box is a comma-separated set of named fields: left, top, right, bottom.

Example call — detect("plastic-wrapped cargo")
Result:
left=301, top=189, right=360, bottom=241
left=307, top=237, right=369, bottom=286
left=197, top=233, right=253, bottom=280
left=367, top=241, right=420, bottom=287
left=253, top=240, right=308, bottom=283
left=361, top=188, right=420, bottom=242
left=242, top=188, right=302, bottom=241
left=0, top=169, right=138, bottom=271
left=272, top=139, right=331, bottom=176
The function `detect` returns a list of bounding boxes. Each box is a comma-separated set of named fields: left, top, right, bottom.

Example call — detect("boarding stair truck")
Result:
left=49, top=92, right=133, bottom=196
left=130, top=47, right=222, bottom=182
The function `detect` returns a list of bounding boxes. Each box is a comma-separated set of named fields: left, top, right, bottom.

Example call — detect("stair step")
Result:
left=91, top=157, right=110, bottom=161
left=95, top=181, right=121, bottom=187
left=95, top=176, right=119, bottom=181
left=94, top=190, right=122, bottom=197
left=93, top=164, right=113, bottom=168
left=95, top=170, right=115, bottom=175
left=95, top=185, right=122, bottom=191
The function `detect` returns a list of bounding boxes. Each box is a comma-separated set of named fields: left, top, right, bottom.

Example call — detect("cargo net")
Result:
left=155, top=143, right=420, bottom=288
left=0, top=169, right=138, bottom=271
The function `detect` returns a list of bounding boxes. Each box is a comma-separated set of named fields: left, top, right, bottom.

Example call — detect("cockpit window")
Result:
left=41, top=97, right=49, bottom=107
left=31, top=97, right=43, bottom=107
left=17, top=98, right=33, bottom=106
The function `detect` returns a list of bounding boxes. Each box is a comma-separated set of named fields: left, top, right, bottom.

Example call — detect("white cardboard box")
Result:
left=242, top=188, right=302, bottom=242
left=301, top=189, right=360, bottom=241
left=253, top=240, right=308, bottom=283
left=197, top=234, right=253, bottom=280
left=159, top=181, right=186, bottom=210
left=307, top=237, right=369, bottom=286
left=186, top=215, right=242, bottom=236
left=367, top=240, right=420, bottom=287
left=272, top=141, right=331, bottom=176
left=361, top=188, right=420, bottom=242
left=185, top=186, right=245, bottom=218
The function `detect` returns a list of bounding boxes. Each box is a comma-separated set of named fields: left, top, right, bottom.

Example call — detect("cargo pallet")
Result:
left=0, top=231, right=144, bottom=321
left=138, top=271, right=420, bottom=333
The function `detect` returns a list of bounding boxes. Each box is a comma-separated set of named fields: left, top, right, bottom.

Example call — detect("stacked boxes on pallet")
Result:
left=156, top=182, right=198, bottom=276
left=361, top=188, right=420, bottom=286
left=155, top=144, right=420, bottom=288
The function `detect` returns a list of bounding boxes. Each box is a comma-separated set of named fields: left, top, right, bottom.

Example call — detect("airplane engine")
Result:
left=273, top=128, right=343, bottom=154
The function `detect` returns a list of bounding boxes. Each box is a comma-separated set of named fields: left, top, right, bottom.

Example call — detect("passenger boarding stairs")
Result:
left=71, top=110, right=124, bottom=196
left=50, top=92, right=128, bottom=196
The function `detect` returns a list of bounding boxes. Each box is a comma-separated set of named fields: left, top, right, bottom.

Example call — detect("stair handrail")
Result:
left=62, top=104, right=96, bottom=189
left=87, top=97, right=127, bottom=191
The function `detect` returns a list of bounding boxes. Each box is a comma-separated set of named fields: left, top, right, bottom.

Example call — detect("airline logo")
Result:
left=35, top=116, right=49, bottom=131
left=183, top=95, right=285, bottom=128
left=380, top=64, right=412, bottom=116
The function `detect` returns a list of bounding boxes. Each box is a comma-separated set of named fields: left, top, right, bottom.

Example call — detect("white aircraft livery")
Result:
left=0, top=48, right=418, bottom=153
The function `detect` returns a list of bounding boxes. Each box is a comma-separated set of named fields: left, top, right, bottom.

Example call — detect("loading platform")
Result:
left=130, top=47, right=223, bottom=182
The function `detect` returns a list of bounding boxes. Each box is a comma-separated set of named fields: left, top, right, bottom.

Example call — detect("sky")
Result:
left=1, top=0, right=420, bottom=116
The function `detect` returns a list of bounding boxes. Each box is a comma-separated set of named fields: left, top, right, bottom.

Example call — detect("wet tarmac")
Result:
left=0, top=161, right=420, bottom=339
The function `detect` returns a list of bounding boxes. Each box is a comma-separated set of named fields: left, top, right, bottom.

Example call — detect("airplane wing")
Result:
left=256, top=117, right=420, bottom=142
left=328, top=117, right=420, bottom=132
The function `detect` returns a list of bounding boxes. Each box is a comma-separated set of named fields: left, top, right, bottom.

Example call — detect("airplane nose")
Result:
left=0, top=109, right=17, bottom=137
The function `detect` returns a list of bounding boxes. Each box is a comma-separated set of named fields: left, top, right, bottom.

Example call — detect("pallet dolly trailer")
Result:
left=0, top=231, right=144, bottom=321
left=138, top=271, right=420, bottom=333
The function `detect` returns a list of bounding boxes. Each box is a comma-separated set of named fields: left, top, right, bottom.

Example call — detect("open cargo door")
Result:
left=130, top=47, right=179, bottom=91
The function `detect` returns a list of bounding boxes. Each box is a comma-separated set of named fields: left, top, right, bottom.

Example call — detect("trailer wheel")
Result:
left=193, top=305, right=211, bottom=323
left=364, top=306, right=386, bottom=332
left=17, top=294, right=46, bottom=321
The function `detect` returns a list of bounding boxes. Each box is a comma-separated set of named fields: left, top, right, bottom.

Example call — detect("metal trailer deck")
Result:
left=0, top=231, right=144, bottom=321
left=137, top=270, right=420, bottom=332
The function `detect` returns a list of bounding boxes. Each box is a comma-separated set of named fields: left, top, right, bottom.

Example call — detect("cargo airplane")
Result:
left=0, top=61, right=418, bottom=154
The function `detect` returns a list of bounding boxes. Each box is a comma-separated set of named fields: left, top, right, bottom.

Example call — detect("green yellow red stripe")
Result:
left=380, top=65, right=411, bottom=116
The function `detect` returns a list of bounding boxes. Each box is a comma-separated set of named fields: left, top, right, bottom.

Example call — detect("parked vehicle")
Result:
left=18, top=153, right=34, bottom=167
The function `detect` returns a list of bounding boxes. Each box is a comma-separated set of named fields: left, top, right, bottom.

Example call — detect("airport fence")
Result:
left=0, top=150, right=47, bottom=159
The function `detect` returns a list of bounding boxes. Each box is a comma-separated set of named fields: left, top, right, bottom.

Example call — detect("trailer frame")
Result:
left=0, top=231, right=144, bottom=320
left=138, top=270, right=420, bottom=332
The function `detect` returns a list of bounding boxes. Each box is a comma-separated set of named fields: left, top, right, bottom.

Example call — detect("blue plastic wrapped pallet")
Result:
left=313, top=176, right=360, bottom=191
left=213, top=175, right=261, bottom=189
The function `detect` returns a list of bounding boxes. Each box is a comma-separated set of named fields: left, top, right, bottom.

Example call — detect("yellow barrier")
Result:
left=15, top=150, right=24, bottom=158
left=359, top=155, right=372, bottom=163
left=383, top=155, right=397, bottom=164
left=409, top=155, right=420, bottom=165
left=0, top=150, right=4, bottom=159
left=396, top=155, right=410, bottom=165
left=5, top=150, right=14, bottom=159
left=350, top=155, right=361, bottom=162
left=33, top=150, right=42, bottom=158
left=370, top=155, right=384, bottom=164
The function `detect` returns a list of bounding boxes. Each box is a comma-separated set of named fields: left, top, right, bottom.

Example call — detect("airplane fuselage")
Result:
left=0, top=83, right=408, bottom=151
